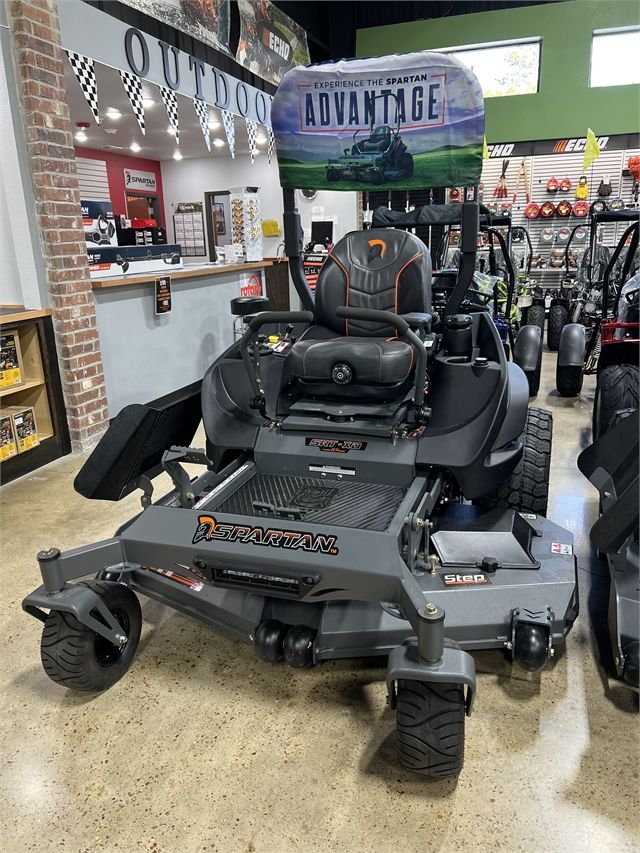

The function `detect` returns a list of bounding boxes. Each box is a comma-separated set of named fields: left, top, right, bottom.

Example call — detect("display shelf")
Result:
left=0, top=378, right=45, bottom=398
left=0, top=311, right=70, bottom=483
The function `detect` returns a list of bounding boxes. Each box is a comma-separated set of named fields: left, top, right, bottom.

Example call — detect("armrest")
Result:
left=400, top=312, right=433, bottom=332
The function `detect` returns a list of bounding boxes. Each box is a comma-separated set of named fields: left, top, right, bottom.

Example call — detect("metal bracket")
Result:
left=508, top=606, right=555, bottom=659
left=387, top=639, right=476, bottom=715
left=22, top=582, right=129, bottom=647
left=162, top=446, right=212, bottom=507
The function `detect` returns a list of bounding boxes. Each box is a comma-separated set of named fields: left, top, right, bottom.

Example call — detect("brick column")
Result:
left=7, top=0, right=109, bottom=452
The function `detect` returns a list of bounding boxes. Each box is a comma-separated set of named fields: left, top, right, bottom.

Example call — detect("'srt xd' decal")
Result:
left=193, top=515, right=339, bottom=555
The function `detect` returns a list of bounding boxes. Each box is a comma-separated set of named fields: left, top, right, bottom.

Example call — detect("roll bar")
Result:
left=602, top=221, right=639, bottom=319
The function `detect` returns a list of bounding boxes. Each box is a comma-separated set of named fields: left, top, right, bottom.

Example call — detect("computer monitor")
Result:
left=311, top=220, right=333, bottom=246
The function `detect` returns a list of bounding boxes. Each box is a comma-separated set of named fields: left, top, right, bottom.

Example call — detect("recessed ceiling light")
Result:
left=75, top=130, right=87, bottom=142
left=213, top=138, right=225, bottom=148
left=252, top=148, right=260, bottom=156
left=173, top=150, right=183, bottom=161
left=105, top=108, right=121, bottom=120
left=142, top=98, right=155, bottom=108
left=130, top=142, right=141, bottom=152
left=167, top=127, right=177, bottom=136
left=208, top=120, right=221, bottom=130
left=255, top=134, right=267, bottom=144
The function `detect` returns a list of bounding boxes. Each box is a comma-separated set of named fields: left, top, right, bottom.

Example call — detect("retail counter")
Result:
left=92, top=261, right=277, bottom=416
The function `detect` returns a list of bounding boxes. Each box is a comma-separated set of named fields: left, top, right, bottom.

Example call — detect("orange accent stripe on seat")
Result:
left=328, top=253, right=350, bottom=334
left=394, top=251, right=423, bottom=317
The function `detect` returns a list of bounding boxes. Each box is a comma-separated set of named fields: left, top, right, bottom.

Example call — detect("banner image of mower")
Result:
left=326, top=93, right=414, bottom=185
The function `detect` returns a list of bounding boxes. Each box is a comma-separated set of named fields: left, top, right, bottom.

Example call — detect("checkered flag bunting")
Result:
left=267, top=126, right=275, bottom=163
left=192, top=98, right=211, bottom=152
left=65, top=51, right=100, bottom=125
left=159, top=85, right=179, bottom=146
left=119, top=70, right=145, bottom=135
left=246, top=119, right=257, bottom=164
left=222, top=109, right=235, bottom=158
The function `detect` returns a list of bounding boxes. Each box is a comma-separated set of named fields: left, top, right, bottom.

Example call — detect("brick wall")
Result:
left=7, top=0, right=109, bottom=452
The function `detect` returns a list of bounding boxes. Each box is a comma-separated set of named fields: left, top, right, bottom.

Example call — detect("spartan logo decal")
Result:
left=368, top=238, right=386, bottom=263
left=192, top=515, right=339, bottom=555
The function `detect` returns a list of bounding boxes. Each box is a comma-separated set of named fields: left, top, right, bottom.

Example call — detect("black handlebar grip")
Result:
left=247, top=311, right=314, bottom=333
left=336, top=305, right=410, bottom=335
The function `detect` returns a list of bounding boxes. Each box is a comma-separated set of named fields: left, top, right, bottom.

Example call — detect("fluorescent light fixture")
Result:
left=130, top=142, right=141, bottom=152
left=105, top=108, right=121, bottom=119
left=213, top=138, right=225, bottom=148
left=208, top=120, right=221, bottom=130
left=142, top=98, right=155, bottom=108
left=173, top=150, right=183, bottom=160
left=167, top=127, right=177, bottom=135
left=74, top=130, right=87, bottom=142
left=255, top=134, right=267, bottom=144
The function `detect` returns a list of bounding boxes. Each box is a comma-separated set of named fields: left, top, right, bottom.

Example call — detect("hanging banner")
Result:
left=267, top=125, right=275, bottom=163
left=65, top=51, right=101, bottom=125
left=246, top=118, right=257, bottom=164
left=236, top=0, right=310, bottom=87
left=222, top=109, right=236, bottom=158
left=193, top=98, right=211, bottom=151
left=119, top=0, right=231, bottom=57
left=159, top=85, right=180, bottom=145
left=58, top=0, right=272, bottom=127
left=120, top=70, right=145, bottom=134
left=270, top=51, right=485, bottom=191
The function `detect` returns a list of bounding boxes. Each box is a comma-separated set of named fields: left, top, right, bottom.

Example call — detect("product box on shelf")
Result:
left=7, top=405, right=39, bottom=452
left=0, top=411, right=18, bottom=460
left=0, top=330, right=24, bottom=389
left=87, top=245, right=183, bottom=280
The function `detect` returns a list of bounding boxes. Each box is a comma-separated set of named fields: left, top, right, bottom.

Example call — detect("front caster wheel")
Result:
left=40, top=581, right=141, bottom=691
left=396, top=680, right=465, bottom=779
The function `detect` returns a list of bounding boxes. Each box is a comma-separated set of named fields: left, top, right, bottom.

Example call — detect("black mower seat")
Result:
left=353, top=125, right=392, bottom=154
left=290, top=228, right=431, bottom=399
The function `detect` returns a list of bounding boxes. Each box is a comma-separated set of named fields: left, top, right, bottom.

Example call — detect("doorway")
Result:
left=126, top=193, right=162, bottom=226
left=204, top=191, right=232, bottom=262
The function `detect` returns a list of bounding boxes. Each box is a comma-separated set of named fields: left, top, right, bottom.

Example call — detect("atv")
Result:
left=23, top=50, right=577, bottom=780
left=326, top=93, right=414, bottom=185
left=556, top=213, right=638, bottom=399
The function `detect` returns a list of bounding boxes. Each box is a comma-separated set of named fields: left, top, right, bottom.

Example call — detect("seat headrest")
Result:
left=315, top=229, right=432, bottom=336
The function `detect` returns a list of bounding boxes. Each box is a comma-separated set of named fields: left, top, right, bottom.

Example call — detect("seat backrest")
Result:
left=362, top=126, right=392, bottom=152
left=315, top=228, right=431, bottom=336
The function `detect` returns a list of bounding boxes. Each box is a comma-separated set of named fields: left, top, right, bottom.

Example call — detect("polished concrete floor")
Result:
left=1, top=352, right=638, bottom=853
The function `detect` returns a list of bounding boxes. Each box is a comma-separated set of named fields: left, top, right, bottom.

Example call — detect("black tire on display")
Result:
left=592, top=364, right=639, bottom=440
left=401, top=152, right=414, bottom=178
left=547, top=304, right=568, bottom=352
left=476, top=407, right=552, bottom=516
left=40, top=581, right=142, bottom=691
left=326, top=168, right=339, bottom=182
left=396, top=680, right=465, bottom=779
left=525, top=303, right=545, bottom=344
left=556, top=364, right=584, bottom=398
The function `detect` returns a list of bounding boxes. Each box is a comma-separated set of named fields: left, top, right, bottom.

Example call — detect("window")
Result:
left=590, top=28, right=640, bottom=87
left=439, top=39, right=541, bottom=98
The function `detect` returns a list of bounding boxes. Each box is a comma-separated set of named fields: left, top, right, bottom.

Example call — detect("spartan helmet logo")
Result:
left=367, top=238, right=386, bottom=263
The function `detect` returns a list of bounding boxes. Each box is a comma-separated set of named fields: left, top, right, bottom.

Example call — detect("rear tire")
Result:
left=556, top=364, right=584, bottom=397
left=593, top=364, right=639, bottom=440
left=40, top=581, right=141, bottom=691
left=476, top=407, right=552, bottom=516
left=547, top=304, right=568, bottom=351
left=525, top=303, right=545, bottom=344
left=396, top=680, right=465, bottom=779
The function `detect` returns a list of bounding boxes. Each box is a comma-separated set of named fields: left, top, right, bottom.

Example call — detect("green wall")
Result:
left=356, top=0, right=640, bottom=143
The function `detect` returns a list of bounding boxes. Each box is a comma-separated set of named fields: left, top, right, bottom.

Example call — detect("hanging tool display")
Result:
left=512, top=159, right=530, bottom=205
left=493, top=159, right=510, bottom=198
left=575, top=176, right=589, bottom=200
